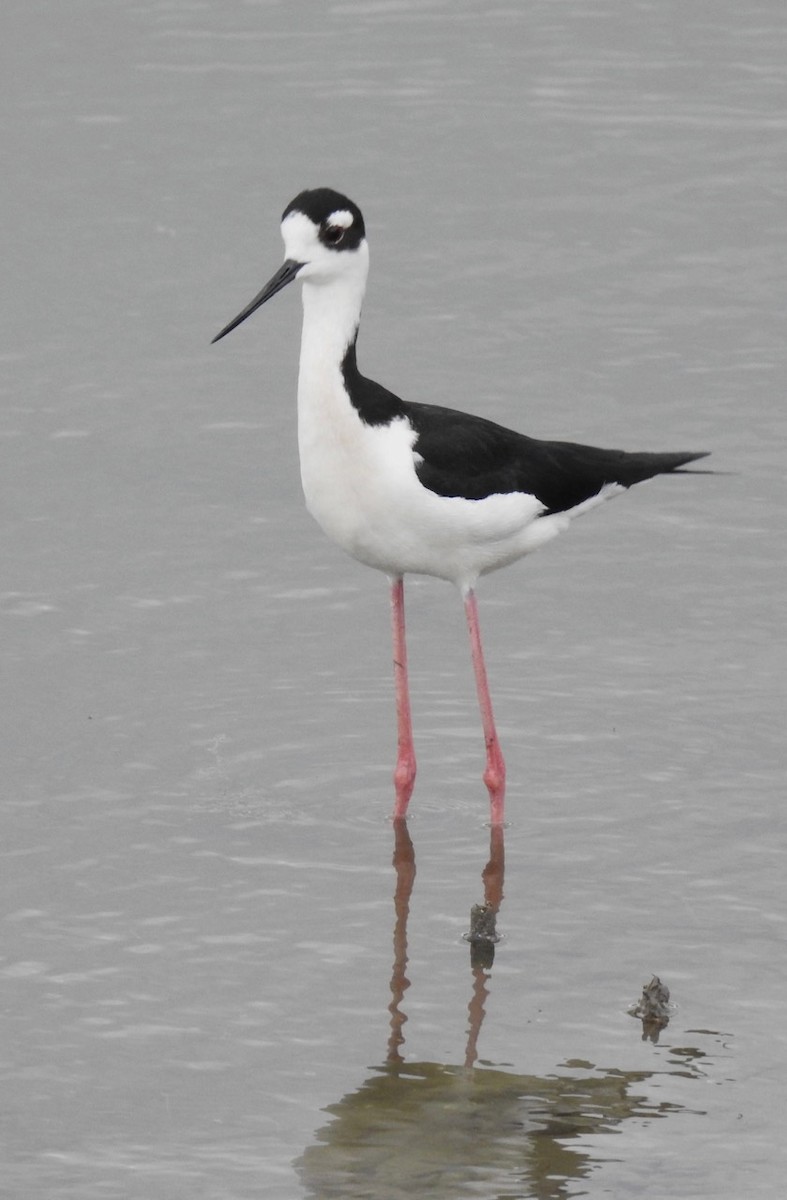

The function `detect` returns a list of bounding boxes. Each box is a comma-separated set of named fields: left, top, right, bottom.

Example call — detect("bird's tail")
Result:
left=619, top=448, right=713, bottom=483
left=660, top=450, right=714, bottom=474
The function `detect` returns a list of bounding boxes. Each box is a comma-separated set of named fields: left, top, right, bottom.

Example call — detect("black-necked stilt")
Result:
left=213, top=187, right=709, bottom=826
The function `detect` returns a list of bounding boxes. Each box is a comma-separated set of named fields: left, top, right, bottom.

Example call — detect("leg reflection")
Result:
left=385, top=817, right=507, bottom=1070
left=465, top=822, right=506, bottom=1068
left=466, top=821, right=506, bottom=968
left=387, top=817, right=416, bottom=1064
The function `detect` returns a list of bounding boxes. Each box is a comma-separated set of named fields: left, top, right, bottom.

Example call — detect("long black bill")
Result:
left=211, top=258, right=303, bottom=344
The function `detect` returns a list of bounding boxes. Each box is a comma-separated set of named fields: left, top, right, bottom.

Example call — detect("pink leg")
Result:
left=463, top=588, right=506, bottom=824
left=391, top=576, right=416, bottom=818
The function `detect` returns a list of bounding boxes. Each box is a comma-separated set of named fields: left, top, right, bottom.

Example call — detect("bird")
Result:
left=212, top=187, right=709, bottom=826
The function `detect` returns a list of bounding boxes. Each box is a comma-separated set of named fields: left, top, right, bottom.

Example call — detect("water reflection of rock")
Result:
left=297, top=820, right=701, bottom=1199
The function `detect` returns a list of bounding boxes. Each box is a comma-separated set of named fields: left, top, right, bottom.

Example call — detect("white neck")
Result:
left=297, top=246, right=369, bottom=373
left=294, top=246, right=373, bottom=537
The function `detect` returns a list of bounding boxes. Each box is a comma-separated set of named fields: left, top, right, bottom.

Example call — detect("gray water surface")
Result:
left=3, top=1, right=786, bottom=1196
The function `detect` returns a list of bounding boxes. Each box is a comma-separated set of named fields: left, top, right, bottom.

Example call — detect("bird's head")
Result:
left=212, top=188, right=369, bottom=343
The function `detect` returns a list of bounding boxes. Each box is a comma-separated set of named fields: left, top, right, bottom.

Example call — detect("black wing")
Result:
left=407, top=401, right=709, bottom=515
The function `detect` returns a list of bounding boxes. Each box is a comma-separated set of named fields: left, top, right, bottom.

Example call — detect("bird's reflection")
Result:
left=297, top=817, right=706, bottom=1199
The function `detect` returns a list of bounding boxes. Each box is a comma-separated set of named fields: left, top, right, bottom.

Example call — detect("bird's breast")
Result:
left=297, top=371, right=415, bottom=553
left=295, top=373, right=547, bottom=585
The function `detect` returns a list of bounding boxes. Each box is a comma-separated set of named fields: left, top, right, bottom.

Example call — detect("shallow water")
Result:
left=3, top=0, right=786, bottom=1196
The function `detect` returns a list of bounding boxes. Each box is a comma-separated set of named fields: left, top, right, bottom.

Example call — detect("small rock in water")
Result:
left=464, top=902, right=500, bottom=970
left=467, top=902, right=499, bottom=944
left=629, top=975, right=671, bottom=1041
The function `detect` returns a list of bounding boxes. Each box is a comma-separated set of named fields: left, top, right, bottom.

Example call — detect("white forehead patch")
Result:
left=280, top=210, right=319, bottom=259
left=327, top=209, right=354, bottom=229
